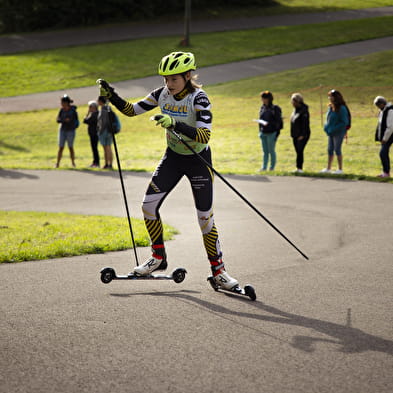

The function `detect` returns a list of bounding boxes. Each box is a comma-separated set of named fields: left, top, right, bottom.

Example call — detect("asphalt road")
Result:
left=1, top=169, right=392, bottom=393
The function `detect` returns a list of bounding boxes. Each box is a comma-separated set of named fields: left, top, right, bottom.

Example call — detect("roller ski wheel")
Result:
left=207, top=276, right=256, bottom=301
left=100, top=267, right=187, bottom=284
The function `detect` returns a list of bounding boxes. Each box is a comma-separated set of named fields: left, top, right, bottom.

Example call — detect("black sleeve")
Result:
left=109, top=91, right=128, bottom=113
left=299, top=107, right=310, bottom=137
left=174, top=121, right=197, bottom=140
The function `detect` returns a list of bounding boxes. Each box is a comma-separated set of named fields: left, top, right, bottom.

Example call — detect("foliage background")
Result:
left=0, top=0, right=273, bottom=33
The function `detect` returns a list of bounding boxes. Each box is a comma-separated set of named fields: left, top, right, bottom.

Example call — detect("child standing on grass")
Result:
left=83, top=100, right=100, bottom=168
left=97, top=51, right=239, bottom=290
left=55, top=95, right=79, bottom=168
left=97, top=96, right=114, bottom=170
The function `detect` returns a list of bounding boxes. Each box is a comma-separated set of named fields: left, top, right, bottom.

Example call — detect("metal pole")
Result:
left=182, top=0, right=191, bottom=46
left=167, top=126, right=309, bottom=261
left=106, top=104, right=140, bottom=266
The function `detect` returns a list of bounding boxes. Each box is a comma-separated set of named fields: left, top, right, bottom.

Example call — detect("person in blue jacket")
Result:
left=321, top=90, right=350, bottom=175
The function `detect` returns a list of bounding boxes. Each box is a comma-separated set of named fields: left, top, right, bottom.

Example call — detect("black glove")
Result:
left=96, top=79, right=115, bottom=99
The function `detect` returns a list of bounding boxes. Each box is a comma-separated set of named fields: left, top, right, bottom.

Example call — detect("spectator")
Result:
left=257, top=91, right=283, bottom=171
left=97, top=96, right=113, bottom=170
left=321, top=90, right=349, bottom=174
left=55, top=94, right=79, bottom=168
left=374, top=96, right=393, bottom=178
left=290, top=93, right=310, bottom=173
left=83, top=100, right=100, bottom=168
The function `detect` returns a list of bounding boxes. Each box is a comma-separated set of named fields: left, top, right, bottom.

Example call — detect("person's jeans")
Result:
left=259, top=132, right=277, bottom=170
left=327, top=131, right=346, bottom=156
left=380, top=140, right=393, bottom=174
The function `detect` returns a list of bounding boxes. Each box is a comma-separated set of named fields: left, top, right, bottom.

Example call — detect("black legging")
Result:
left=142, top=147, right=221, bottom=260
left=89, top=131, right=100, bottom=165
left=292, top=136, right=309, bottom=170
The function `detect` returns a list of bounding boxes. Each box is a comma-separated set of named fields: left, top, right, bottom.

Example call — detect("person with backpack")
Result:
left=321, top=89, right=350, bottom=175
left=97, top=51, right=239, bottom=290
left=55, top=94, right=79, bottom=168
left=257, top=91, right=283, bottom=172
left=290, top=93, right=311, bottom=173
left=97, top=95, right=121, bottom=170
left=374, top=96, right=393, bottom=178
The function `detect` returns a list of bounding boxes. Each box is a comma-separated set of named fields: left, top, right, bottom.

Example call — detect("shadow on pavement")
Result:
left=0, top=169, right=39, bottom=179
left=110, top=290, right=393, bottom=356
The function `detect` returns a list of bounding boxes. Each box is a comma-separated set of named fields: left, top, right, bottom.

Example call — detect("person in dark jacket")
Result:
left=55, top=94, right=79, bottom=168
left=290, top=93, right=310, bottom=173
left=83, top=100, right=100, bottom=168
left=374, top=96, right=393, bottom=178
left=257, top=91, right=282, bottom=171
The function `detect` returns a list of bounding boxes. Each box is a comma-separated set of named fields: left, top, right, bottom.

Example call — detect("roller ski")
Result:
left=100, top=266, right=187, bottom=284
left=207, top=259, right=256, bottom=301
left=100, top=246, right=187, bottom=284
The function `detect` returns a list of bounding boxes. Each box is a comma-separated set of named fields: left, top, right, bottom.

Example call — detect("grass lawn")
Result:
left=1, top=16, right=393, bottom=96
left=1, top=50, right=393, bottom=182
left=197, top=0, right=393, bottom=18
left=0, top=210, right=178, bottom=263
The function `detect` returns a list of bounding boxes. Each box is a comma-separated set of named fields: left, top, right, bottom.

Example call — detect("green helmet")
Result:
left=158, top=52, right=196, bottom=76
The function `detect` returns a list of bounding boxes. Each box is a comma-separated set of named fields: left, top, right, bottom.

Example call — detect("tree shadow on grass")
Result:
left=0, top=140, right=30, bottom=154
left=111, top=290, right=393, bottom=356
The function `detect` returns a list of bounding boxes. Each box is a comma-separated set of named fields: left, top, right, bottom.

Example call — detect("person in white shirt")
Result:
left=374, top=96, right=393, bottom=178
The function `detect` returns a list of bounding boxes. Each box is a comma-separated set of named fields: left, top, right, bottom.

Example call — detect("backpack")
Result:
left=345, top=105, right=351, bottom=130
left=71, top=106, right=79, bottom=129
left=273, top=105, right=283, bottom=130
left=108, top=110, right=121, bottom=134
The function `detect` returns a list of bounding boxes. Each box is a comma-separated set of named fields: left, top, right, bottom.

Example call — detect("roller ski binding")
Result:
left=100, top=246, right=187, bottom=284
left=207, top=259, right=256, bottom=301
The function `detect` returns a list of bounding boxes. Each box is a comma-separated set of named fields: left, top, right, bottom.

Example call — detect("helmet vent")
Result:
left=169, top=59, right=180, bottom=71
left=162, top=57, right=169, bottom=71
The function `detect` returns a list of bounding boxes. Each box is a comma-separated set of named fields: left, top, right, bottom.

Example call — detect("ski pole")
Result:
left=153, top=115, right=309, bottom=261
left=107, top=103, right=140, bottom=266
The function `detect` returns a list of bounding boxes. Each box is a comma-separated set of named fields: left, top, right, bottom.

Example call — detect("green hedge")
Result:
left=0, top=0, right=274, bottom=33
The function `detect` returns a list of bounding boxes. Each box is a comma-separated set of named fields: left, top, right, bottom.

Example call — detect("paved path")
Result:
left=1, top=7, right=392, bottom=55
left=1, top=6, right=393, bottom=113
left=0, top=169, right=392, bottom=393
left=2, top=35, right=393, bottom=113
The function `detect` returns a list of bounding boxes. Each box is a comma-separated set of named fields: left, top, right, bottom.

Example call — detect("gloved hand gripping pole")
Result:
left=153, top=115, right=309, bottom=261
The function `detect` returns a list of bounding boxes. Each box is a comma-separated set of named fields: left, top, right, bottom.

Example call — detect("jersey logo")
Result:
left=163, top=103, right=189, bottom=117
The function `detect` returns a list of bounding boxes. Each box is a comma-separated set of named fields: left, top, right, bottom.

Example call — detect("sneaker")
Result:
left=377, top=172, right=390, bottom=178
left=133, top=246, right=167, bottom=276
left=333, top=169, right=344, bottom=175
left=293, top=169, right=304, bottom=173
left=210, top=258, right=239, bottom=290
left=89, top=163, right=99, bottom=168
left=320, top=168, right=331, bottom=173
left=214, top=270, right=239, bottom=290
